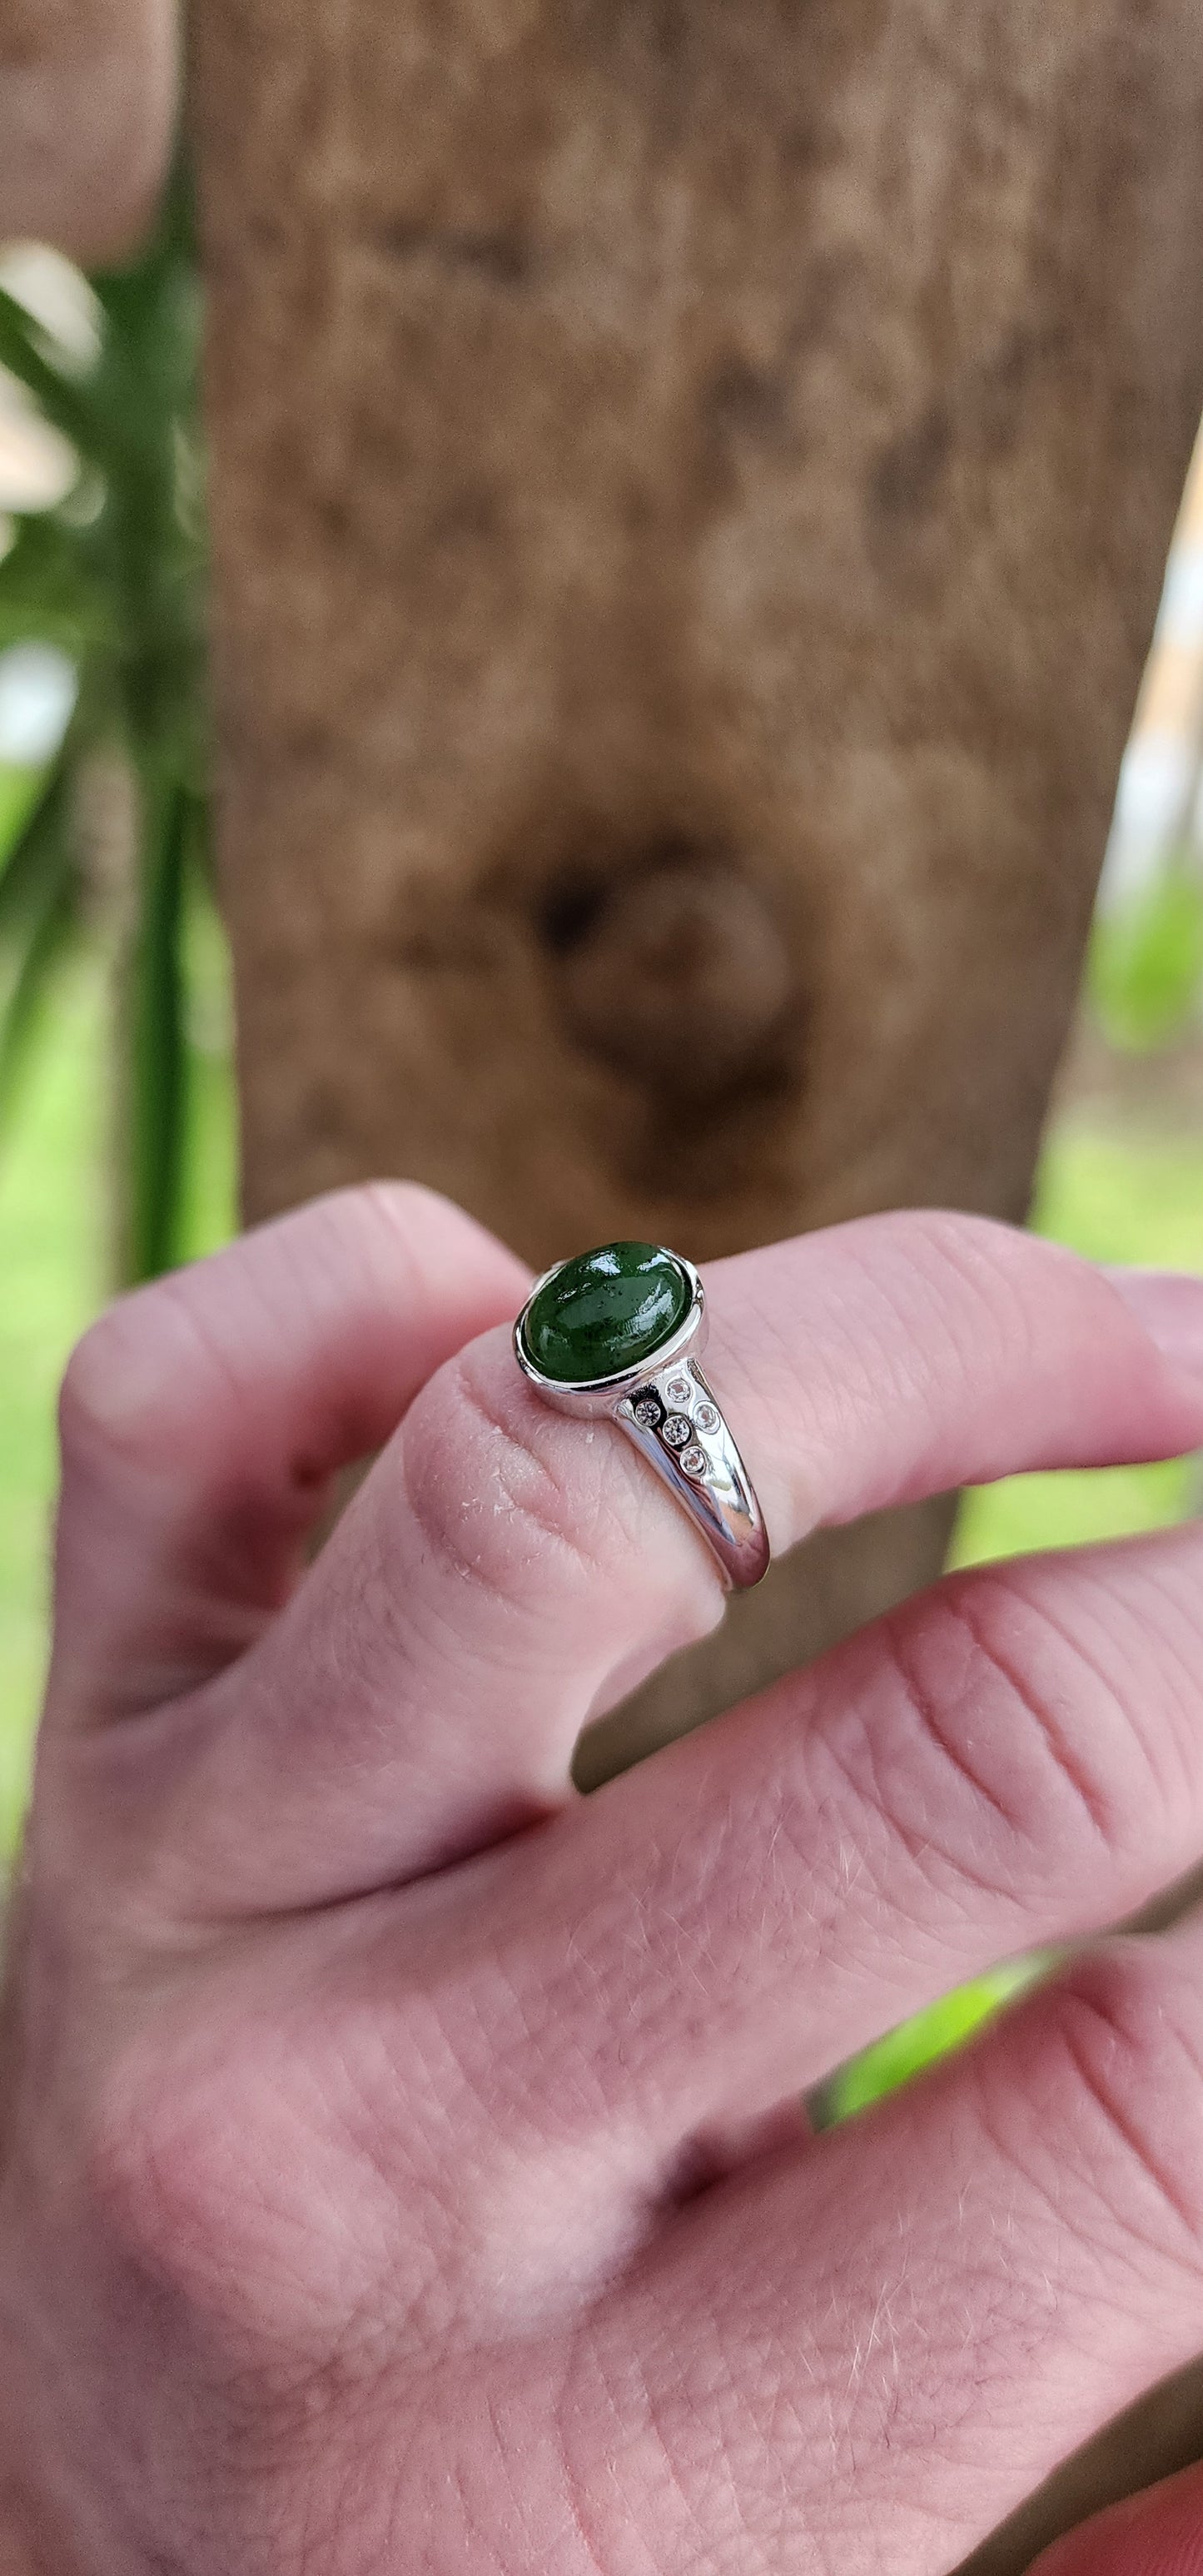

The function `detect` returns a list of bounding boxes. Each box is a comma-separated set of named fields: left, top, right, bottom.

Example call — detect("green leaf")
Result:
left=122, top=768, right=191, bottom=1283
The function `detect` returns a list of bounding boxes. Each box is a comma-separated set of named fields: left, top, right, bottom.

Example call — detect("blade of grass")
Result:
left=122, top=767, right=190, bottom=1281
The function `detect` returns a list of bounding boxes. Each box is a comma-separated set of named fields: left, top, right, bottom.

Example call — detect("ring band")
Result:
left=514, top=1241, right=770, bottom=1590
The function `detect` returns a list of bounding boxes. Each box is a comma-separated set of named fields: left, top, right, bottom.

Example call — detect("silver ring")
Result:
left=514, top=1242, right=770, bottom=1590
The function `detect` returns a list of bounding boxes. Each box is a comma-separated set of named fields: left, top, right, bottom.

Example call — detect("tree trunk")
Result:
left=191, top=0, right=1203, bottom=1773
left=0, top=0, right=175, bottom=264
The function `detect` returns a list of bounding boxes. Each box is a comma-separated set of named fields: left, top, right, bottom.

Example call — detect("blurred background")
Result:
left=1, top=177, right=1202, bottom=2100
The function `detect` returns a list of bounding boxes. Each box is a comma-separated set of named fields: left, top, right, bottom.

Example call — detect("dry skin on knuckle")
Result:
left=400, top=1345, right=642, bottom=1612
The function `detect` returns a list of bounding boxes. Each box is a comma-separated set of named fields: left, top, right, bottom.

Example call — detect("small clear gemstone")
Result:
left=662, top=1414, right=692, bottom=1448
left=664, top=1373, right=693, bottom=1405
left=632, top=1395, right=663, bottom=1429
left=693, top=1402, right=720, bottom=1435
left=680, top=1445, right=708, bottom=1477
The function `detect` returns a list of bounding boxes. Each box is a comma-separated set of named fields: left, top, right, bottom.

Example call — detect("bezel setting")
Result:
left=514, top=1252, right=706, bottom=1415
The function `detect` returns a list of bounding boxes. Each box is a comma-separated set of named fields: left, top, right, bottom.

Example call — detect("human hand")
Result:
left=4, top=1185, right=1203, bottom=2573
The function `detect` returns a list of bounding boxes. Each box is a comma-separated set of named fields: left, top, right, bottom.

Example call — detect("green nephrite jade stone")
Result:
left=521, top=1241, right=692, bottom=1384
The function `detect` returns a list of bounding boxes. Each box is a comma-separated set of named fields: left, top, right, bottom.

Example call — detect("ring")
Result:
left=514, top=1241, right=770, bottom=1589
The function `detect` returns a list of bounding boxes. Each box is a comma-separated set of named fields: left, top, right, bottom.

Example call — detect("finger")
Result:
left=1031, top=2464, right=1203, bottom=2576
left=567, top=1919, right=1203, bottom=2576
left=160, top=1211, right=1203, bottom=1910
left=49, top=1185, right=529, bottom=1719
left=478, top=1516, right=1203, bottom=2165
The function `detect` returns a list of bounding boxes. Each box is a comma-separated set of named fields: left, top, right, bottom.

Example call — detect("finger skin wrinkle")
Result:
left=977, top=1949, right=1203, bottom=2285
left=350, top=1178, right=463, bottom=1302
left=558, top=2317, right=754, bottom=2576
left=887, top=1576, right=1123, bottom=1877
left=899, top=1209, right=1046, bottom=1370
left=808, top=1701, right=1017, bottom=1960
left=827, top=1213, right=1040, bottom=1430
left=875, top=1608, right=1013, bottom=1834
left=1019, top=1542, right=1203, bottom=1825
left=1049, top=1957, right=1203, bottom=2258
left=950, top=1581, right=1125, bottom=1848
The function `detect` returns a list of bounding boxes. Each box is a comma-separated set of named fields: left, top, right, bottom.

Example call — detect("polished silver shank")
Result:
left=514, top=1257, right=770, bottom=1590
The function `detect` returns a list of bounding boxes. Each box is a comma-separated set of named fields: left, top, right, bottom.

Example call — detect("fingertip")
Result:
left=1102, top=1265, right=1203, bottom=1399
left=58, top=1275, right=208, bottom=1458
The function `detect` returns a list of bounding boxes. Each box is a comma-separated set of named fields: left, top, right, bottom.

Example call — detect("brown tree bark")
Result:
left=0, top=0, right=176, bottom=264
left=191, top=0, right=1203, bottom=1775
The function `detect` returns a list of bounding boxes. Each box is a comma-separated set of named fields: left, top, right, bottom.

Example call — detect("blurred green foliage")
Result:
left=1091, top=864, right=1203, bottom=1052
left=0, top=167, right=206, bottom=1282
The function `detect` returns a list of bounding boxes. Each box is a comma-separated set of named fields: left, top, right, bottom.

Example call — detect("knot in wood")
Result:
left=550, top=858, right=795, bottom=1105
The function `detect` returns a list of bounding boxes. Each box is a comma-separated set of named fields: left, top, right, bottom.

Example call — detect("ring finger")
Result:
left=103, top=1207, right=1203, bottom=1916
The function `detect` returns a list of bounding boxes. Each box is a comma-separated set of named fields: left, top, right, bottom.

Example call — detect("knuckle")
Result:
left=399, top=1343, right=634, bottom=1615
left=876, top=1577, right=1143, bottom=1895
left=86, top=2037, right=247, bottom=2306
left=1041, top=1944, right=1203, bottom=2260
left=84, top=2017, right=358, bottom=2361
